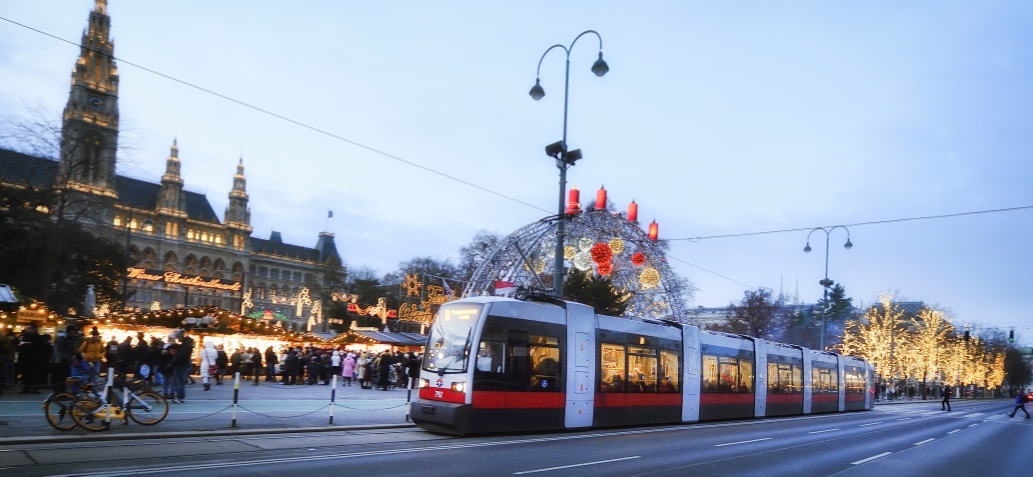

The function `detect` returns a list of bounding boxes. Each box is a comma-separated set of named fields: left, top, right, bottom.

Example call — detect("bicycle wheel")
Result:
left=43, top=392, right=79, bottom=430
left=71, top=399, right=109, bottom=431
left=127, top=392, right=168, bottom=425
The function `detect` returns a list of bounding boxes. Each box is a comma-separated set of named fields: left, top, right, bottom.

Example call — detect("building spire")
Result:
left=225, top=155, right=251, bottom=230
left=95, top=0, right=108, bottom=14
left=233, top=156, right=246, bottom=192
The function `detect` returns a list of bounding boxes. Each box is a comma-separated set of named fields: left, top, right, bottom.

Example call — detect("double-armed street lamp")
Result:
left=803, top=226, right=853, bottom=350
left=528, top=30, right=609, bottom=297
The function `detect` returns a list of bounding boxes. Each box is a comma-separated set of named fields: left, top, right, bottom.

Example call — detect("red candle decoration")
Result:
left=648, top=220, right=659, bottom=241
left=631, top=252, right=646, bottom=266
left=590, top=242, right=613, bottom=264
left=596, top=185, right=607, bottom=211
left=566, top=185, right=581, bottom=215
left=597, top=261, right=613, bottom=277
left=627, top=200, right=638, bottom=222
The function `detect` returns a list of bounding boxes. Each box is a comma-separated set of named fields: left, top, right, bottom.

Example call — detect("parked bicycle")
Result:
left=70, top=370, right=169, bottom=431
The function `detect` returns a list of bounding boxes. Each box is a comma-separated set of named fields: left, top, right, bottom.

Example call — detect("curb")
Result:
left=0, top=422, right=416, bottom=446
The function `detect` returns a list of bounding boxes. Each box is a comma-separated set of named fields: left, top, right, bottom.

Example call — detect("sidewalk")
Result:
left=0, top=376, right=412, bottom=443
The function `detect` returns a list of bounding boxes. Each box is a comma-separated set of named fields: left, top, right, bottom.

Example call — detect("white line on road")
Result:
left=897, top=418, right=912, bottom=421
left=948, top=429, right=961, bottom=434
left=808, top=428, right=839, bottom=434
left=913, top=438, right=935, bottom=446
left=852, top=452, right=893, bottom=465
left=714, top=437, right=772, bottom=447
left=968, top=424, right=978, bottom=427
left=859, top=422, right=883, bottom=427
left=984, top=415, right=1004, bottom=421
left=513, top=456, right=640, bottom=475
left=961, top=413, right=985, bottom=418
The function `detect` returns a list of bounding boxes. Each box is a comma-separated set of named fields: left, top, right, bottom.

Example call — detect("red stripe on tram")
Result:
left=471, top=391, right=565, bottom=409
left=765, top=393, right=804, bottom=404
left=700, top=393, right=756, bottom=405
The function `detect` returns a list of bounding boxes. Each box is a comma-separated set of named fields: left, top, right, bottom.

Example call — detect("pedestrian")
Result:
left=167, top=330, right=193, bottom=403
left=199, top=340, right=218, bottom=391
left=159, top=333, right=177, bottom=399
left=16, top=323, right=47, bottom=394
left=146, top=336, right=163, bottom=384
left=407, top=352, right=420, bottom=389
left=282, top=348, right=298, bottom=385
left=941, top=384, right=952, bottom=412
left=376, top=351, right=392, bottom=391
left=105, top=336, right=119, bottom=373
left=230, top=348, right=242, bottom=377
left=133, top=332, right=149, bottom=378
left=51, top=325, right=79, bottom=391
left=252, top=348, right=263, bottom=386
left=264, top=346, right=277, bottom=382
left=215, top=345, right=228, bottom=385
left=1008, top=391, right=1031, bottom=419
left=330, top=350, right=342, bottom=383
left=116, top=336, right=133, bottom=376
left=0, top=328, right=18, bottom=395
left=356, top=352, right=370, bottom=389
left=342, top=352, right=355, bottom=386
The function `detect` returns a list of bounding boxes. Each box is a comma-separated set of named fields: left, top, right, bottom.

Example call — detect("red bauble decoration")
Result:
left=597, top=261, right=613, bottom=276
left=590, top=242, right=612, bottom=264
left=631, top=252, right=646, bottom=267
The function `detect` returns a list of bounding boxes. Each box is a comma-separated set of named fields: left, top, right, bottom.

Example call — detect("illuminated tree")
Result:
left=909, top=308, right=953, bottom=386
left=839, top=294, right=904, bottom=378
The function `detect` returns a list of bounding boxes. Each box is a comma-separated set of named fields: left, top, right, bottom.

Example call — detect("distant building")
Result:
left=0, top=1, right=342, bottom=325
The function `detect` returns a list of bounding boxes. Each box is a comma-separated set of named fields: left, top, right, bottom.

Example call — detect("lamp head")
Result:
left=591, top=51, right=609, bottom=77
left=844, top=238, right=853, bottom=249
left=529, top=78, right=545, bottom=101
left=803, top=243, right=812, bottom=253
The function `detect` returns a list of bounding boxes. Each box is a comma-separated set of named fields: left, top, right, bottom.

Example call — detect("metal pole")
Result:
left=329, top=374, right=337, bottom=424
left=231, top=371, right=240, bottom=427
left=121, top=213, right=131, bottom=311
left=405, top=387, right=412, bottom=422
left=552, top=56, right=572, bottom=298
left=820, top=231, right=830, bottom=351
left=104, top=367, right=115, bottom=427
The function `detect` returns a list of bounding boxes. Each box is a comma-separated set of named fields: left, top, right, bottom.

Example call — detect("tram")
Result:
left=411, top=297, right=874, bottom=435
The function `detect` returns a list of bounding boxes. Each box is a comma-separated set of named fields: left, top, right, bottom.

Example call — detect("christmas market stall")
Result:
left=329, top=325, right=426, bottom=354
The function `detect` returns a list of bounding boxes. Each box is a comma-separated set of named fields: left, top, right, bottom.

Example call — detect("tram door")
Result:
left=681, top=325, right=701, bottom=423
left=564, top=302, right=596, bottom=428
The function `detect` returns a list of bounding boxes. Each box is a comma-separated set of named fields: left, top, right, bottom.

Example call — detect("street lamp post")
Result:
left=803, top=226, right=853, bottom=350
left=529, top=30, right=609, bottom=297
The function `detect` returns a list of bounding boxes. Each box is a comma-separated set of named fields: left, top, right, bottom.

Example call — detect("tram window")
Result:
left=599, top=343, right=626, bottom=393
left=739, top=359, right=754, bottom=393
left=529, top=335, right=560, bottom=391
left=702, top=355, right=718, bottom=393
left=627, top=349, right=658, bottom=393
left=476, top=341, right=505, bottom=373
left=791, top=364, right=802, bottom=393
left=718, top=357, right=739, bottom=393
left=659, top=350, right=679, bottom=393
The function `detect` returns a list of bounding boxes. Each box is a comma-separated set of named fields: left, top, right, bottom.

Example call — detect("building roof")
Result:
left=0, top=284, right=18, bottom=304
left=350, top=330, right=426, bottom=346
left=250, top=236, right=322, bottom=262
left=0, top=148, right=220, bottom=223
left=115, top=175, right=219, bottom=223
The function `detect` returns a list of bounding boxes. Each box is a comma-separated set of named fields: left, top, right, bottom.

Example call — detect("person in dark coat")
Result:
left=51, top=325, right=79, bottom=391
left=251, top=348, right=263, bottom=385
left=133, top=332, right=149, bottom=378
left=158, top=335, right=178, bottom=399
left=377, top=351, right=392, bottom=391
left=264, top=347, right=277, bottom=382
left=146, top=337, right=163, bottom=384
left=282, top=348, right=298, bottom=385
left=116, top=336, right=134, bottom=376
left=306, top=355, right=321, bottom=385
left=17, top=324, right=47, bottom=394
left=215, top=345, right=228, bottom=385
left=407, top=352, right=421, bottom=389
left=167, top=331, right=193, bottom=403
left=941, top=384, right=952, bottom=411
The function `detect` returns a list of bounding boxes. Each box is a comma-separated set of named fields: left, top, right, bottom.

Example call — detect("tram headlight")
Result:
left=451, top=381, right=466, bottom=393
left=419, top=379, right=430, bottom=388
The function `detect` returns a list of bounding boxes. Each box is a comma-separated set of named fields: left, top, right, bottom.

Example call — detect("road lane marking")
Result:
left=809, top=428, right=839, bottom=434
left=913, top=438, right=935, bottom=445
left=948, top=429, right=961, bottom=434
left=714, top=437, right=772, bottom=447
left=852, top=452, right=893, bottom=465
left=858, top=422, right=883, bottom=427
left=513, top=456, right=640, bottom=475
left=897, top=418, right=912, bottom=421
left=961, top=413, right=984, bottom=418
left=984, top=415, right=1003, bottom=421
left=968, top=424, right=978, bottom=427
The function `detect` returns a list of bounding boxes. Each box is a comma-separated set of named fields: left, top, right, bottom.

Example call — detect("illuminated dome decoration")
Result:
left=609, top=238, right=625, bottom=255
left=639, top=267, right=660, bottom=289
left=465, top=197, right=690, bottom=322
left=590, top=242, right=612, bottom=264
left=573, top=251, right=593, bottom=271
left=578, top=237, right=594, bottom=250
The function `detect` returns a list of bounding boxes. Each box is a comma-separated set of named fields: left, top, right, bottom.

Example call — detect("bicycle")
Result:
left=71, top=371, right=169, bottom=431
left=42, top=373, right=100, bottom=431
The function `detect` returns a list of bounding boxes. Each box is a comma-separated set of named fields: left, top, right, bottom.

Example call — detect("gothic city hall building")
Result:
left=0, top=1, right=342, bottom=326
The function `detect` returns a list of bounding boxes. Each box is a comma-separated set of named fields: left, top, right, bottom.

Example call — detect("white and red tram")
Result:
left=411, top=297, right=874, bottom=435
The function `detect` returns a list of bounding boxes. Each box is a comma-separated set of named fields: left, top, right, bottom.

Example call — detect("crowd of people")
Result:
left=0, top=324, right=424, bottom=405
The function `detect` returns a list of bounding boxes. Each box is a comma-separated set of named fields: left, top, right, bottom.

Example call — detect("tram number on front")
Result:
left=434, top=390, right=443, bottom=398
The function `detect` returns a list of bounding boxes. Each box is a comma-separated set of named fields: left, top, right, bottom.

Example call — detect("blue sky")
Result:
left=1, top=1, right=1030, bottom=340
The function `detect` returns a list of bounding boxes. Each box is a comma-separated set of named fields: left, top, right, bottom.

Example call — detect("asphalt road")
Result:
left=2, top=399, right=1029, bottom=477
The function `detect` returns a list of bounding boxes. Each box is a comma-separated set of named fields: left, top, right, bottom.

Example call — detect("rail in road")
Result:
left=1, top=400, right=1029, bottom=476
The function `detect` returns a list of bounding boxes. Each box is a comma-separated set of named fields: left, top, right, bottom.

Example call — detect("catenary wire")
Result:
left=667, top=205, right=1033, bottom=242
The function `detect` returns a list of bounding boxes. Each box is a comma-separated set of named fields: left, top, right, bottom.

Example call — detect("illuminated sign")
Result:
left=440, top=304, right=482, bottom=322
left=126, top=267, right=242, bottom=292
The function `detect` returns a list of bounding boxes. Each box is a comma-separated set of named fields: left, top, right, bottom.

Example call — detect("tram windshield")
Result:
left=424, top=304, right=483, bottom=374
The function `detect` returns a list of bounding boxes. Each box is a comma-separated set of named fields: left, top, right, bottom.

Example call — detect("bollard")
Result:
left=405, top=387, right=412, bottom=422
left=104, top=367, right=115, bottom=427
left=231, top=372, right=240, bottom=427
left=329, top=374, right=337, bottom=425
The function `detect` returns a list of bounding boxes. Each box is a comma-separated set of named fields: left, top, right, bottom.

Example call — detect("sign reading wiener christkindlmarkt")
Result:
left=126, top=267, right=242, bottom=292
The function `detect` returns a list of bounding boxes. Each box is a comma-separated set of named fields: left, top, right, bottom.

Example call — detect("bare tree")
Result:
left=712, top=288, right=788, bottom=340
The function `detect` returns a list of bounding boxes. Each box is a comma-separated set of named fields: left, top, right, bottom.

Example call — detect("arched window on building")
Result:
left=184, top=254, right=198, bottom=275
left=163, top=251, right=178, bottom=272
left=232, top=262, right=244, bottom=281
